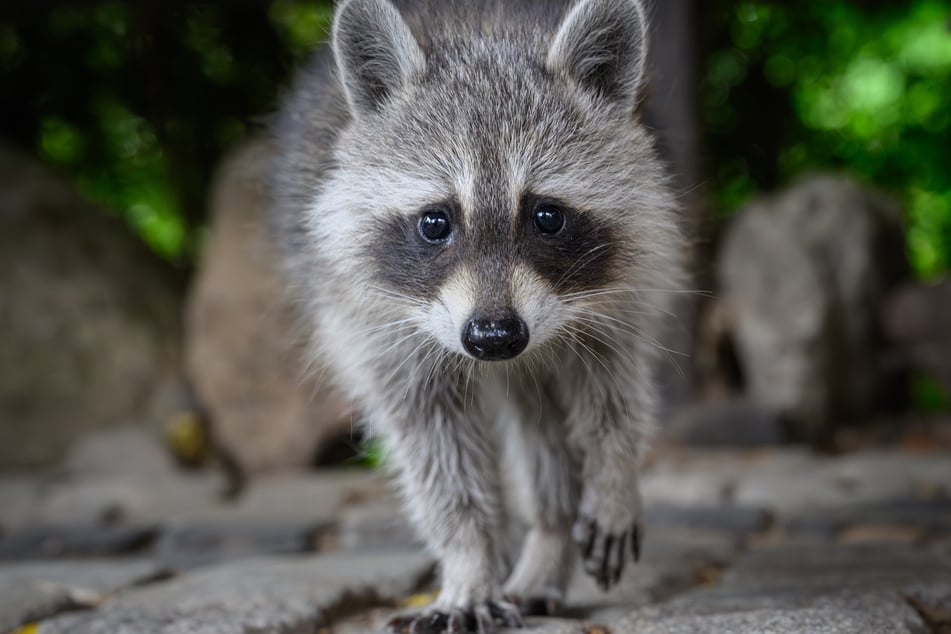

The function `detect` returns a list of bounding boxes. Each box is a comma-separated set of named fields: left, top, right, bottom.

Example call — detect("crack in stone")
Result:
left=307, top=562, right=437, bottom=634
left=904, top=593, right=951, bottom=634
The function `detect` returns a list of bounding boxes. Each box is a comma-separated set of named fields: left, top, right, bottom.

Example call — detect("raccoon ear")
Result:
left=332, top=0, right=425, bottom=117
left=547, top=0, right=649, bottom=110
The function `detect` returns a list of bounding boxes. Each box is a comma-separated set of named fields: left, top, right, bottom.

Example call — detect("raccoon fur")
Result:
left=271, top=0, right=684, bottom=631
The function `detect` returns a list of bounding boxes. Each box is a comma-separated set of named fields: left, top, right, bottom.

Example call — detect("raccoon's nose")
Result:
left=462, top=316, right=529, bottom=361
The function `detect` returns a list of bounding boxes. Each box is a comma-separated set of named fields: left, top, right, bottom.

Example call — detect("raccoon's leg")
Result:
left=381, top=394, right=523, bottom=634
left=572, top=433, right=644, bottom=591
left=567, top=351, right=652, bottom=591
left=500, top=386, right=580, bottom=614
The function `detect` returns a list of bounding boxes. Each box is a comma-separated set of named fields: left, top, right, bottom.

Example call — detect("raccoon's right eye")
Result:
left=418, top=209, right=452, bottom=243
left=534, top=204, right=566, bottom=235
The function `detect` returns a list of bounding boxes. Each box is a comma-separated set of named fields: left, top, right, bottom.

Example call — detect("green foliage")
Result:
left=911, top=372, right=951, bottom=412
left=4, top=0, right=950, bottom=280
left=2, top=1, right=334, bottom=265
left=40, top=98, right=186, bottom=261
left=29, top=3, right=185, bottom=261
left=269, top=0, right=334, bottom=58
left=704, top=0, right=951, bottom=279
left=358, top=437, right=389, bottom=469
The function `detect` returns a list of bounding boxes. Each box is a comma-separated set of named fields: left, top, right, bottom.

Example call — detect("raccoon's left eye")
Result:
left=418, top=208, right=452, bottom=243
left=534, top=205, right=566, bottom=235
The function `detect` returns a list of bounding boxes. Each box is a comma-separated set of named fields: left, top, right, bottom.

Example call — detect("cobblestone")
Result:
left=37, top=552, right=432, bottom=634
left=0, top=559, right=163, bottom=632
left=1, top=445, right=949, bottom=634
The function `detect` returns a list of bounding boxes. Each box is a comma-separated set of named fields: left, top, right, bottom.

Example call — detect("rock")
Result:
left=0, top=524, right=159, bottom=561
left=782, top=498, right=951, bottom=539
left=608, top=542, right=948, bottom=633
left=0, top=443, right=945, bottom=633
left=21, top=467, right=384, bottom=534
left=217, top=469, right=389, bottom=526
left=59, top=426, right=179, bottom=479
left=185, top=138, right=352, bottom=473
left=664, top=400, right=787, bottom=447
left=0, top=559, right=162, bottom=632
left=884, top=278, right=951, bottom=346
left=498, top=619, right=598, bottom=634
left=612, top=591, right=929, bottom=634
left=336, top=495, right=421, bottom=552
left=643, top=504, right=772, bottom=537
left=570, top=528, right=741, bottom=614
left=720, top=542, right=951, bottom=590
left=905, top=583, right=951, bottom=634
left=0, top=477, right=45, bottom=533
left=642, top=448, right=951, bottom=517
left=0, top=147, right=187, bottom=469
left=708, top=175, right=908, bottom=442
left=729, top=450, right=951, bottom=514
left=154, top=522, right=319, bottom=571
left=38, top=551, right=433, bottom=634
left=30, top=472, right=225, bottom=527
left=883, top=278, right=951, bottom=395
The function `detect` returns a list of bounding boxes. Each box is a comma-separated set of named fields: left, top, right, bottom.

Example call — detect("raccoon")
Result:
left=271, top=0, right=684, bottom=631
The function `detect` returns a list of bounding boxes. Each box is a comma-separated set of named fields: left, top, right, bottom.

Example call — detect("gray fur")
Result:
left=271, top=0, right=684, bottom=631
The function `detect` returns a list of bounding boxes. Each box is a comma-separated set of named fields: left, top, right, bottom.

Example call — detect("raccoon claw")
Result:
left=488, top=601, right=524, bottom=629
left=386, top=601, right=523, bottom=634
left=572, top=515, right=641, bottom=591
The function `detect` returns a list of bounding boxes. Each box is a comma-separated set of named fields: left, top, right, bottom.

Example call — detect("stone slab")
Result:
left=782, top=497, right=951, bottom=538
left=335, top=497, right=421, bottom=552
left=154, top=522, right=319, bottom=571
left=0, top=524, right=159, bottom=561
left=14, top=469, right=386, bottom=530
left=613, top=591, right=929, bottom=634
left=643, top=504, right=772, bottom=536
left=0, top=477, right=46, bottom=533
left=642, top=449, right=951, bottom=515
left=38, top=551, right=433, bottom=634
left=570, top=529, right=740, bottom=615
left=721, top=542, right=951, bottom=590
left=0, top=559, right=162, bottom=632
left=905, top=582, right=951, bottom=633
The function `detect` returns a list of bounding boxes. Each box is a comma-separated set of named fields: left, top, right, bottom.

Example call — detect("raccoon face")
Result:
left=363, top=194, right=619, bottom=362
left=322, top=0, right=659, bottom=362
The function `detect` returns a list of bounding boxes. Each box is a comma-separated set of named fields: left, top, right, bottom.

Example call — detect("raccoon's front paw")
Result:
left=572, top=514, right=642, bottom=591
left=386, top=600, right=523, bottom=634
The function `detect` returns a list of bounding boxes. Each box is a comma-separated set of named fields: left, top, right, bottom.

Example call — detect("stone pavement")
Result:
left=1, top=428, right=950, bottom=633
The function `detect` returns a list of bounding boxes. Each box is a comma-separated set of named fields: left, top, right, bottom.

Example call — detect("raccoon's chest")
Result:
left=481, top=362, right=572, bottom=425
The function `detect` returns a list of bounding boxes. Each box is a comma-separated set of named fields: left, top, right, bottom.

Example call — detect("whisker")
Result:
left=566, top=311, right=687, bottom=379
left=351, top=317, right=420, bottom=337
left=364, top=329, right=424, bottom=369
left=554, top=242, right=618, bottom=288
left=386, top=337, right=435, bottom=389
left=561, top=287, right=713, bottom=301
left=564, top=309, right=689, bottom=358
left=563, top=291, right=687, bottom=333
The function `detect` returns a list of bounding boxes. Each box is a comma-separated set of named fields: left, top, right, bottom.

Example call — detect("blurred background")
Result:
left=1, top=0, right=950, bottom=477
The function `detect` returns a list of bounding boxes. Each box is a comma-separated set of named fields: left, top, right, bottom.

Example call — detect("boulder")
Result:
left=185, top=138, right=352, bottom=474
left=0, top=147, right=187, bottom=469
left=883, top=278, right=951, bottom=396
left=707, top=175, right=908, bottom=442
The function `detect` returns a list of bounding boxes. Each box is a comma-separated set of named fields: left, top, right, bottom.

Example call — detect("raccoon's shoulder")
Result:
left=269, top=44, right=347, bottom=252
left=272, top=44, right=346, bottom=158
